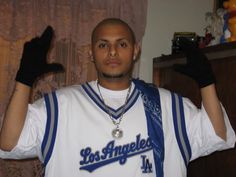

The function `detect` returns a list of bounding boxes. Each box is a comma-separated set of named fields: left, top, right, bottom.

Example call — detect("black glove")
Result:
left=15, top=26, right=64, bottom=87
left=173, top=37, right=215, bottom=88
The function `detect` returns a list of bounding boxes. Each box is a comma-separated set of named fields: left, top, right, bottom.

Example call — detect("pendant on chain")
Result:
left=97, top=81, right=131, bottom=140
left=112, top=127, right=123, bottom=139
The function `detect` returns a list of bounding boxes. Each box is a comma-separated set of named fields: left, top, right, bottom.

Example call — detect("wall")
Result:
left=139, top=0, right=214, bottom=82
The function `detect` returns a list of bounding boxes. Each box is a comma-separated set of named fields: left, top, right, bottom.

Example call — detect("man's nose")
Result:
left=109, top=45, right=117, bottom=57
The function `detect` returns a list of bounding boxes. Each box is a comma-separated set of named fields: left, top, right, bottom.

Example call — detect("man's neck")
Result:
left=97, top=77, right=132, bottom=90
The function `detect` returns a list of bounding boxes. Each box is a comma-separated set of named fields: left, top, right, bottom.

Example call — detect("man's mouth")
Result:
left=106, top=59, right=121, bottom=67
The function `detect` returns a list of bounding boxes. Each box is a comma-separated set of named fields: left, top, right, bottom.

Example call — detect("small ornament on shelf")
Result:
left=204, top=9, right=227, bottom=46
left=223, top=0, right=236, bottom=42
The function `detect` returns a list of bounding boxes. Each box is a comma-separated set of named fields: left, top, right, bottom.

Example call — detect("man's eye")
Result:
left=98, top=43, right=108, bottom=48
left=119, top=42, right=127, bottom=48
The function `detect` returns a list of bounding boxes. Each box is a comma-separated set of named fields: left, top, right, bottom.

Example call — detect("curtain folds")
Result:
left=0, top=0, right=147, bottom=176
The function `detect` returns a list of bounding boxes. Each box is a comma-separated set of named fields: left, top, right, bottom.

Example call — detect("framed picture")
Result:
left=215, top=0, right=227, bottom=9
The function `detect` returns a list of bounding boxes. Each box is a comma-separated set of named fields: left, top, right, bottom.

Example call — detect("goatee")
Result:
left=101, top=72, right=126, bottom=79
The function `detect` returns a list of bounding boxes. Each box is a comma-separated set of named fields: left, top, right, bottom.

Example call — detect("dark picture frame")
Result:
left=215, top=0, right=227, bottom=9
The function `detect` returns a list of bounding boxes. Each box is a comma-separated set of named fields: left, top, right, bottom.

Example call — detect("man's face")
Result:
left=91, top=23, right=139, bottom=81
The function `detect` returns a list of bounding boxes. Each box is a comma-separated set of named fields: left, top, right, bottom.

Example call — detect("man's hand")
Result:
left=15, top=26, right=64, bottom=87
left=173, top=37, right=215, bottom=88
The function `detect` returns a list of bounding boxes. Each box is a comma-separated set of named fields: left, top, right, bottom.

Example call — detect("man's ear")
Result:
left=88, top=47, right=94, bottom=62
left=133, top=42, right=141, bottom=61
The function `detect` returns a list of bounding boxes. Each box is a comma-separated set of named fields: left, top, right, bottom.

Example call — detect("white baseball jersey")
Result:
left=0, top=80, right=235, bottom=177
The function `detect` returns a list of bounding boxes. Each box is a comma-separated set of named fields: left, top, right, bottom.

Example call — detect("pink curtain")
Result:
left=0, top=0, right=148, bottom=176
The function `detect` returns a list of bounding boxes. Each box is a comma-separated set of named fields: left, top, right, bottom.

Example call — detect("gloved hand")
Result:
left=173, top=37, right=215, bottom=88
left=15, top=26, right=64, bottom=87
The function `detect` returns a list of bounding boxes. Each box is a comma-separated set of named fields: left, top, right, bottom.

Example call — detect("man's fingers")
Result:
left=45, top=63, right=65, bottom=73
left=40, top=26, right=53, bottom=41
left=40, top=26, right=54, bottom=49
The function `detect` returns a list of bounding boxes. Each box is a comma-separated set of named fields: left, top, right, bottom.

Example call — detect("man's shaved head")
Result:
left=91, top=18, right=136, bottom=44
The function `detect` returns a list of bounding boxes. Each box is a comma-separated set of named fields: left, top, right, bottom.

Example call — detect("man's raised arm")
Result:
left=174, top=37, right=226, bottom=140
left=0, top=26, right=63, bottom=151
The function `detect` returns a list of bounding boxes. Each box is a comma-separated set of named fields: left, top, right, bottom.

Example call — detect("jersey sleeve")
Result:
left=0, top=98, right=47, bottom=162
left=183, top=98, right=236, bottom=161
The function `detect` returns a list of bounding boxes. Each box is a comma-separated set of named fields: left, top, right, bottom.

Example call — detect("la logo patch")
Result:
left=141, top=155, right=152, bottom=173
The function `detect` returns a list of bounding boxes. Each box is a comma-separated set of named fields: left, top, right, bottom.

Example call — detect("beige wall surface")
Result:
left=140, top=0, right=214, bottom=82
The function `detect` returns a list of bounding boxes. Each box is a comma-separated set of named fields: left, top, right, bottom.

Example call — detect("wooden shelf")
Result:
left=153, top=41, right=236, bottom=68
left=152, top=41, right=236, bottom=177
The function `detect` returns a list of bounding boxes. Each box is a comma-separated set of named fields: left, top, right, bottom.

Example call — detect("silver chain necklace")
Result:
left=97, top=82, right=132, bottom=139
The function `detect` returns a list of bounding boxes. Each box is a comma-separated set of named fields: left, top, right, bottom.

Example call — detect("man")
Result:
left=0, top=18, right=235, bottom=177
